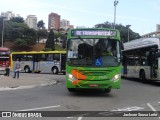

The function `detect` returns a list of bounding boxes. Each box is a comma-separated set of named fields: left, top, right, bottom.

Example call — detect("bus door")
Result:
left=33, top=54, right=40, bottom=72
left=122, top=54, right=127, bottom=76
left=148, top=50, right=158, bottom=79
left=61, top=53, right=66, bottom=71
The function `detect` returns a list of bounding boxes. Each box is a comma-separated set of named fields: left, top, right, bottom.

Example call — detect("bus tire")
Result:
left=104, top=88, right=111, bottom=93
left=63, top=72, right=66, bottom=75
left=140, top=70, right=146, bottom=81
left=24, top=66, right=30, bottom=73
left=52, top=67, right=58, bottom=74
left=68, top=88, right=76, bottom=92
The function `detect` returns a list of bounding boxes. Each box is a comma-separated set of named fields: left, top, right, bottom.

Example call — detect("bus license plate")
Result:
left=89, top=84, right=99, bottom=87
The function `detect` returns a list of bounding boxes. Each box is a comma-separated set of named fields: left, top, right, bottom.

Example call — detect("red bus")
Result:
left=0, top=47, right=11, bottom=72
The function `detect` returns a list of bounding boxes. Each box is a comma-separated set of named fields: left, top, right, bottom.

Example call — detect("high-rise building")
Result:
left=48, top=13, right=60, bottom=31
left=1, top=11, right=16, bottom=20
left=60, top=19, right=70, bottom=30
left=69, top=25, right=74, bottom=29
left=25, top=15, right=37, bottom=30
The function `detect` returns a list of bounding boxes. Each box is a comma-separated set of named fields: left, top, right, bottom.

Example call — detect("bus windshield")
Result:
left=67, top=38, right=120, bottom=67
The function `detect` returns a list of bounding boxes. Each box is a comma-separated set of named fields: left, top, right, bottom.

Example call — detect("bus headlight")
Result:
left=111, top=74, right=121, bottom=82
left=67, top=73, right=77, bottom=81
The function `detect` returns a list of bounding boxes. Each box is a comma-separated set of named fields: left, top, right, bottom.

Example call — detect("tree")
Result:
left=14, top=38, right=28, bottom=48
left=10, top=17, right=24, bottom=23
left=37, top=29, right=48, bottom=43
left=37, top=20, right=45, bottom=29
left=3, top=20, right=29, bottom=41
left=45, top=29, right=55, bottom=50
left=95, top=21, right=141, bottom=43
left=23, top=28, right=37, bottom=45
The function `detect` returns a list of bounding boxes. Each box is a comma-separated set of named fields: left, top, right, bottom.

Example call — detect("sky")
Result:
left=0, top=0, right=160, bottom=35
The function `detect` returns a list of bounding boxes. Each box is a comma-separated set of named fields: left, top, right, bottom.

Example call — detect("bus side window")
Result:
left=53, top=54, right=60, bottom=61
left=41, top=54, right=47, bottom=61
left=47, top=54, right=53, bottom=61
left=12, top=54, right=16, bottom=61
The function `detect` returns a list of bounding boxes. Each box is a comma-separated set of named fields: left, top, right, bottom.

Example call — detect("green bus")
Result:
left=66, top=28, right=122, bottom=93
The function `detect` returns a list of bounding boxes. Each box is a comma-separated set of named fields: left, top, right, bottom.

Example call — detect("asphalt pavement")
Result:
left=0, top=72, right=56, bottom=90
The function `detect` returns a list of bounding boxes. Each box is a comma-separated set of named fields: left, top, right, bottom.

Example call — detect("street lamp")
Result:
left=1, top=17, right=6, bottom=47
left=113, top=0, right=119, bottom=29
left=126, top=25, right=131, bottom=42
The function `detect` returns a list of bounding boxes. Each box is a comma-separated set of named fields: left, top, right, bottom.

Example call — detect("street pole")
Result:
left=114, top=0, right=118, bottom=29
left=1, top=18, right=5, bottom=47
left=127, top=25, right=131, bottom=42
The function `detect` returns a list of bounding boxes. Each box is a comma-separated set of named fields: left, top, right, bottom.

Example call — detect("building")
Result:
left=60, top=19, right=70, bottom=30
left=48, top=13, right=60, bottom=31
left=25, top=15, right=37, bottom=30
left=69, top=25, right=74, bottom=29
left=60, top=19, right=74, bottom=30
left=141, top=24, right=160, bottom=38
left=1, top=11, right=16, bottom=20
left=76, top=26, right=88, bottom=28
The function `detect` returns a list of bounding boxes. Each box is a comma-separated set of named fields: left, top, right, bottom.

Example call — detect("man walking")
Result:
left=13, top=59, right=21, bottom=78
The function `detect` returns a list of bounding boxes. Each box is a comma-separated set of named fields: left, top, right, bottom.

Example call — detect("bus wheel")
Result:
left=104, top=88, right=111, bottom=93
left=63, top=72, right=66, bottom=75
left=68, top=88, right=76, bottom=92
left=140, top=70, right=146, bottom=81
left=52, top=67, right=58, bottom=74
left=24, top=66, right=30, bottom=73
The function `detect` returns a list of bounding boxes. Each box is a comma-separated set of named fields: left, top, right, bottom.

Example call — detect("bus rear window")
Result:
left=0, top=58, right=9, bottom=61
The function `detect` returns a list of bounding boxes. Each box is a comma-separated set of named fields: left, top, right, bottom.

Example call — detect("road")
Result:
left=0, top=73, right=160, bottom=120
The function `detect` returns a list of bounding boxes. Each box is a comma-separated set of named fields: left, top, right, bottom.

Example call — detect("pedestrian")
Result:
left=5, top=64, right=10, bottom=76
left=13, top=59, right=21, bottom=79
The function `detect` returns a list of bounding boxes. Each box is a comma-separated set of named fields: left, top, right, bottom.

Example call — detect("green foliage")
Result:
left=95, top=21, right=141, bottom=42
left=45, top=29, right=55, bottom=50
left=43, top=44, right=66, bottom=51
left=10, top=17, right=24, bottom=23
left=37, top=29, right=48, bottom=43
left=42, top=48, right=52, bottom=51
left=37, top=20, right=45, bottom=29
left=55, top=44, right=66, bottom=51
left=23, top=28, right=37, bottom=45
left=14, top=38, right=28, bottom=48
left=3, top=20, right=29, bottom=41
left=1, top=18, right=37, bottom=48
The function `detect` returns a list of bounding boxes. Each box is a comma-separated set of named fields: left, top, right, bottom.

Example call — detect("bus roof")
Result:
left=0, top=47, right=10, bottom=51
left=123, top=37, right=160, bottom=51
left=11, top=51, right=66, bottom=54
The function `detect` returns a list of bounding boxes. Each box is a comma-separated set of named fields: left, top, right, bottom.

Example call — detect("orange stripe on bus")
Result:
left=72, top=69, right=87, bottom=80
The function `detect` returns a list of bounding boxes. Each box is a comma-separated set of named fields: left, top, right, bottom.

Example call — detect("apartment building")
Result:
left=25, top=15, right=37, bottom=30
left=48, top=13, right=60, bottom=31
left=1, top=11, right=17, bottom=20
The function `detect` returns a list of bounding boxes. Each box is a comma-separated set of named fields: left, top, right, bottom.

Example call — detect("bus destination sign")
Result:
left=71, top=30, right=117, bottom=37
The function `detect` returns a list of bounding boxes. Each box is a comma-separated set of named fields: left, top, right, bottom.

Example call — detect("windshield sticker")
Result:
left=68, top=51, right=78, bottom=58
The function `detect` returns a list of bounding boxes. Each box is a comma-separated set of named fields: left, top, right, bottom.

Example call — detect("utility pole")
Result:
left=1, top=18, right=5, bottom=47
left=126, top=25, right=131, bottom=42
left=113, top=0, right=119, bottom=29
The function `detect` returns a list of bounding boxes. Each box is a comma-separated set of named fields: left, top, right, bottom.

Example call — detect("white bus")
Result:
left=122, top=37, right=160, bottom=81
left=11, top=51, right=66, bottom=74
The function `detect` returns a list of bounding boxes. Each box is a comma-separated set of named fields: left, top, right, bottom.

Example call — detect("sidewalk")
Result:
left=0, top=73, right=56, bottom=90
